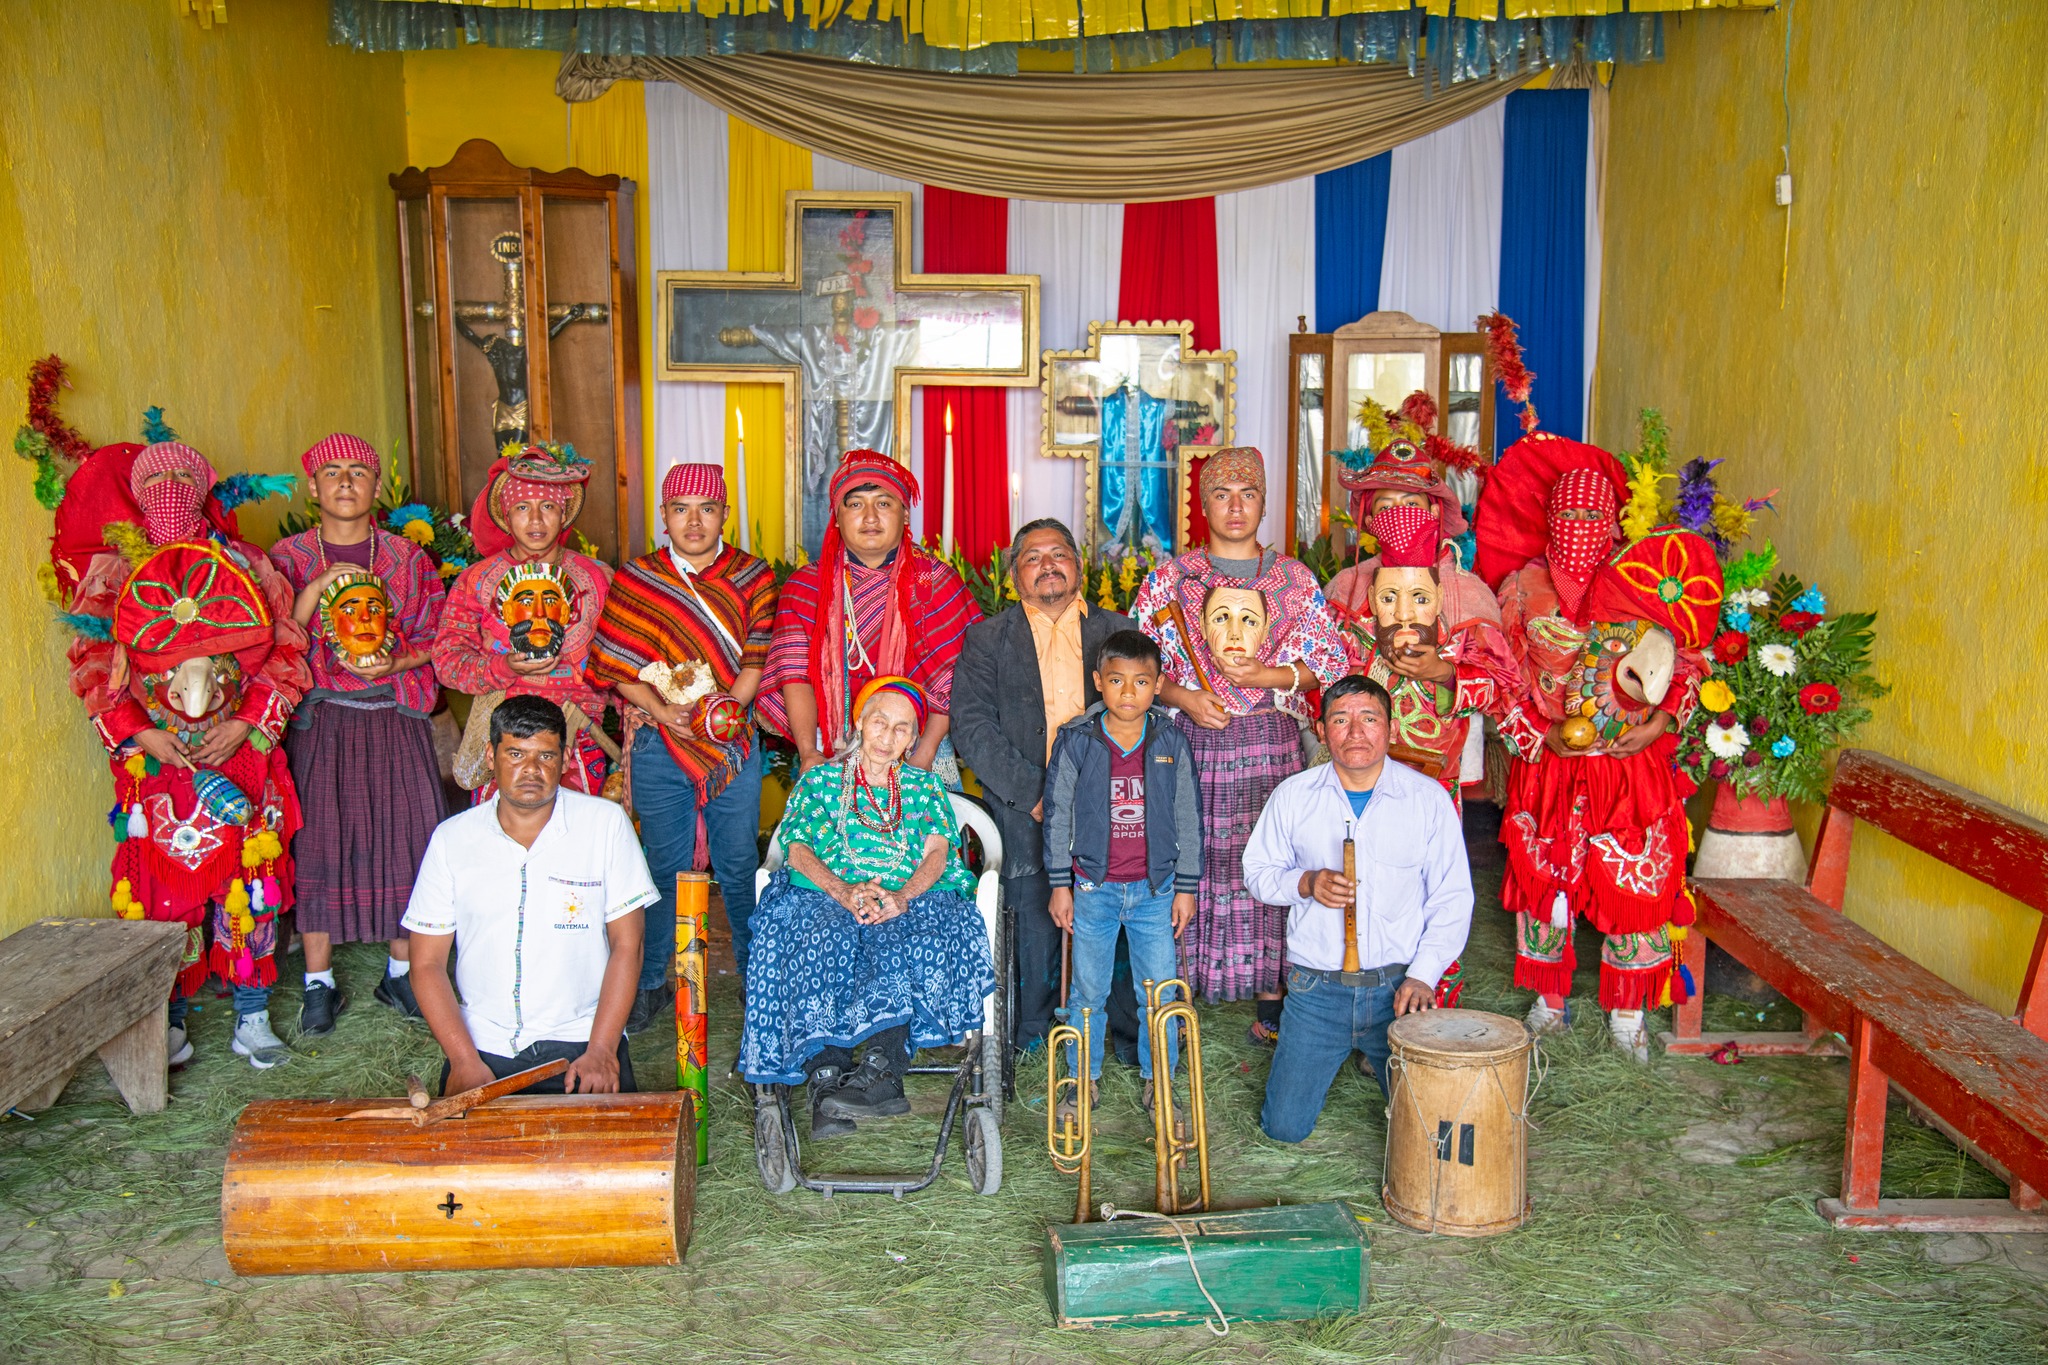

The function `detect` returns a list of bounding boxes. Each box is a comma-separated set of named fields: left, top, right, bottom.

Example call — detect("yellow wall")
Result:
left=1598, top=2, right=2048, bottom=1008
left=0, top=0, right=408, bottom=936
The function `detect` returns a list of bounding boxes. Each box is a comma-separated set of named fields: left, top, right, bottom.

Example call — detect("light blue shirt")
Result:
left=1241, top=758, right=1473, bottom=985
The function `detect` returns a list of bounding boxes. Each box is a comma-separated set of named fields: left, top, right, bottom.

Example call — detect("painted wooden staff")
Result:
left=676, top=871, right=711, bottom=1166
left=1341, top=820, right=1362, bottom=974
left=1150, top=601, right=1215, bottom=694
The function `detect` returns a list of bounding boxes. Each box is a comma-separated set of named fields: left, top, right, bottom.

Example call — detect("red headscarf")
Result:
left=1545, top=467, right=1620, bottom=617
left=812, top=449, right=921, bottom=748
left=1370, top=504, right=1441, bottom=569
left=130, top=442, right=219, bottom=546
left=661, top=461, right=727, bottom=504
left=301, top=433, right=379, bottom=479
left=1473, top=431, right=1628, bottom=594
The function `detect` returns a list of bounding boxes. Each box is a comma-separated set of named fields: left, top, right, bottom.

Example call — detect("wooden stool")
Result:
left=0, top=918, right=189, bottom=1116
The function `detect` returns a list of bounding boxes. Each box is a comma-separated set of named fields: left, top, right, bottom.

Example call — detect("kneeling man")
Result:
left=404, top=694, right=657, bottom=1095
left=1246, top=676, right=1473, bottom=1143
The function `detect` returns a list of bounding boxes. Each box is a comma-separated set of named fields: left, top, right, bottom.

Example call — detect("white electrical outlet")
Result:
left=1774, top=173, right=1794, bottom=207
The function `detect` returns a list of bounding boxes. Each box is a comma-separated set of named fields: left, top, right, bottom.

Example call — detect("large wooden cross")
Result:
left=657, top=191, right=1039, bottom=557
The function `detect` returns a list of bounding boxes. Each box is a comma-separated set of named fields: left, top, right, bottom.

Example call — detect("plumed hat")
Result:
left=114, top=542, right=274, bottom=672
left=1576, top=526, right=1724, bottom=648
left=1340, top=437, right=1467, bottom=537
left=470, top=443, right=591, bottom=558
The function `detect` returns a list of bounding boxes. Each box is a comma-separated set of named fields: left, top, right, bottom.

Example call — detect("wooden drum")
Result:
left=1381, top=1009, right=1532, bottom=1237
left=222, top=1092, right=694, bottom=1275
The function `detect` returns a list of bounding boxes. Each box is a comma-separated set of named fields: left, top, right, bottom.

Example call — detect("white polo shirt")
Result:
left=402, top=790, right=659, bottom=1057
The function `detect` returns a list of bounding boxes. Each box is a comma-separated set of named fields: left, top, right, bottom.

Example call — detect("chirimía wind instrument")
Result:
left=1047, top=1007, right=1094, bottom=1224
left=1342, top=821, right=1362, bottom=975
left=676, top=871, right=711, bottom=1166
left=1145, top=978, right=1211, bottom=1215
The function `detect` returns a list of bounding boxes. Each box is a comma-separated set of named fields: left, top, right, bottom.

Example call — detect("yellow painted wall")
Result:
left=0, top=0, right=408, bottom=937
left=1598, top=2, right=2048, bottom=1008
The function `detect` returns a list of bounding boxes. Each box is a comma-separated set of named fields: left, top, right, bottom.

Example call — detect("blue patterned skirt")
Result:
left=739, top=872, right=996, bottom=1086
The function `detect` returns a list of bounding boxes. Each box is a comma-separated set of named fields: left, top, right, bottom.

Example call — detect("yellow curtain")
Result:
left=566, top=80, right=656, bottom=553
left=725, top=118, right=812, bottom=565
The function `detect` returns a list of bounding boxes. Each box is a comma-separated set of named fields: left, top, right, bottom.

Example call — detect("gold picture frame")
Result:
left=1041, top=320, right=1236, bottom=558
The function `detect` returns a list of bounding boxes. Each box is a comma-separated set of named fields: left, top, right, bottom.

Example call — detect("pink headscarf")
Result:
left=301, top=433, right=379, bottom=478
left=662, top=462, right=728, bottom=504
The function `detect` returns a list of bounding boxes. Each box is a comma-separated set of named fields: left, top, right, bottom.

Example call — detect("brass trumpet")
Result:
left=1046, top=1007, right=1093, bottom=1224
left=1145, top=978, right=1211, bottom=1215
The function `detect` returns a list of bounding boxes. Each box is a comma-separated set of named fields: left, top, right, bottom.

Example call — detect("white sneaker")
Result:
left=1608, top=1008, right=1650, bottom=1064
left=231, top=1012, right=291, bottom=1070
left=167, top=1025, right=193, bottom=1068
left=1525, top=997, right=1570, bottom=1035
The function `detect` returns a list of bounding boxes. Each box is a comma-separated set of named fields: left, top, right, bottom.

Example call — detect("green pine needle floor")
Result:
left=4, top=847, right=2046, bottom=1364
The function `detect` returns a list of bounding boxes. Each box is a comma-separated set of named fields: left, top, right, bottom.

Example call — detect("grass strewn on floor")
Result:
left=2, top=845, right=2044, bottom=1365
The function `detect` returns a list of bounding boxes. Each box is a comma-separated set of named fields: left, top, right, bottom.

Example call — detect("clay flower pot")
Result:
left=1691, top=783, right=1808, bottom=883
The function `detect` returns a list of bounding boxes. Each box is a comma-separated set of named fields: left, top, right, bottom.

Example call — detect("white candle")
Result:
left=1010, top=467, right=1021, bottom=534
left=733, top=406, right=752, bottom=553
left=941, top=403, right=957, bottom=558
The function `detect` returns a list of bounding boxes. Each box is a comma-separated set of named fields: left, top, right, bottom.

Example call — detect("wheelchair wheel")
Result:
left=979, top=1026, right=1006, bottom=1128
left=753, top=1087, right=796, bottom=1195
left=963, top=1106, right=1002, bottom=1196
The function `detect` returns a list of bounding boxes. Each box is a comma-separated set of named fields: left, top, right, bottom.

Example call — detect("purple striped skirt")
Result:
left=285, top=700, right=446, bottom=944
left=1175, top=706, right=1306, bottom=1001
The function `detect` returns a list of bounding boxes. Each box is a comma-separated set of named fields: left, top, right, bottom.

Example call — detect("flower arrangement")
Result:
left=1675, top=546, right=1885, bottom=804
left=1089, top=543, right=1157, bottom=615
left=924, top=540, right=1014, bottom=620
left=1614, top=409, right=1776, bottom=549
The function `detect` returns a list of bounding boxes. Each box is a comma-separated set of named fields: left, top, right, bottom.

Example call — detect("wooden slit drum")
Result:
left=1381, top=1009, right=1532, bottom=1237
left=221, top=1092, right=695, bottom=1275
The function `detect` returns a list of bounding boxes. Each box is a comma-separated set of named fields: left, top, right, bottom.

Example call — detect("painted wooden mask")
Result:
left=317, top=571, right=391, bottom=662
left=1201, top=584, right=1269, bottom=668
left=495, top=561, right=571, bottom=661
left=1558, top=619, right=1677, bottom=749
left=1369, top=566, right=1444, bottom=661
left=138, top=654, right=245, bottom=742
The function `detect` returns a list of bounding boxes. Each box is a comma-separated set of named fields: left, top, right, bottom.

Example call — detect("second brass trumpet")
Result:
left=1145, top=978, right=1210, bottom=1216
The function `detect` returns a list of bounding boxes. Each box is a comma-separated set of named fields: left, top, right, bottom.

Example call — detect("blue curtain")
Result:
left=1313, top=154, right=1391, bottom=333
left=1497, top=89, right=1588, bottom=451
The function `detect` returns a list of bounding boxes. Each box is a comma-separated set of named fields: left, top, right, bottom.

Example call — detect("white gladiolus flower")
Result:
left=1758, top=642, right=1797, bottom=677
left=1705, top=723, right=1751, bottom=760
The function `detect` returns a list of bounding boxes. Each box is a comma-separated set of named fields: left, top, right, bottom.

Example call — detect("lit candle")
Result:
left=1010, top=466, right=1021, bottom=534
left=733, top=406, right=751, bottom=553
left=941, top=403, right=957, bottom=558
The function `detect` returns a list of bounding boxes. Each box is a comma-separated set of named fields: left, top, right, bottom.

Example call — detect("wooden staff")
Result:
left=1341, top=822, right=1362, bottom=974
left=676, top=871, right=711, bottom=1167
left=342, top=1058, right=570, bottom=1125
left=1150, top=602, right=1215, bottom=694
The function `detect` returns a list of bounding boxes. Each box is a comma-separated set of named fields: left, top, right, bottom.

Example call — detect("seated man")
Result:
left=1245, top=676, right=1474, bottom=1143
left=403, top=694, right=656, bottom=1096
left=739, top=677, right=997, bottom=1141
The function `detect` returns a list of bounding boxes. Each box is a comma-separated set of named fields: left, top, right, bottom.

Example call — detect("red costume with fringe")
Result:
left=1475, top=433, right=1721, bottom=1010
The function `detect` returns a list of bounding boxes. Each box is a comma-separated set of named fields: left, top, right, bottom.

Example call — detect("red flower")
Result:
left=1799, top=683, right=1841, bottom=714
left=1742, top=749, right=1765, bottom=768
left=1713, top=630, right=1750, bottom=665
left=853, top=306, right=881, bottom=330
left=1709, top=759, right=1730, bottom=778
left=1779, top=611, right=1822, bottom=636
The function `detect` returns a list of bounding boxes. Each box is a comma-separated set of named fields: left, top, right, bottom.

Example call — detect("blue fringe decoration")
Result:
left=57, top=611, right=113, bottom=641
left=1677, top=963, right=1696, bottom=1001
left=214, top=473, right=298, bottom=510
left=141, top=406, right=178, bottom=444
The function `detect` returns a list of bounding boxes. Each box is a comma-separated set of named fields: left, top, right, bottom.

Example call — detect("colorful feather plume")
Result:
left=1722, top=543, right=1779, bottom=593
left=15, top=356, right=93, bottom=510
left=1423, top=433, right=1487, bottom=483
left=1397, top=389, right=1438, bottom=434
left=1353, top=399, right=1394, bottom=456
left=1479, top=313, right=1539, bottom=433
left=55, top=611, right=113, bottom=642
left=214, top=472, right=297, bottom=511
left=33, top=562, right=64, bottom=606
left=101, top=520, right=153, bottom=568
left=140, top=405, right=179, bottom=444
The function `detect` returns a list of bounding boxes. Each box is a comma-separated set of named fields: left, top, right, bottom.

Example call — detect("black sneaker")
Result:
left=807, top=1065, right=857, bottom=1140
left=298, top=981, right=346, bottom=1037
left=817, top=1051, right=912, bottom=1121
left=626, top=983, right=673, bottom=1037
left=373, top=972, right=423, bottom=1019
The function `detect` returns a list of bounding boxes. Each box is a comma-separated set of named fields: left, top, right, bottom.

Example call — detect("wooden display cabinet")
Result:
left=392, top=139, right=640, bottom=563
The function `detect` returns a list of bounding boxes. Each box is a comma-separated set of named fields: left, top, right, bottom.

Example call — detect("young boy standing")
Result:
left=1043, top=631, right=1202, bottom=1107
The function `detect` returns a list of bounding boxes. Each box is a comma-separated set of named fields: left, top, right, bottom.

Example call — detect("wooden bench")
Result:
left=1666, top=749, right=2048, bottom=1232
left=0, top=918, right=189, bottom=1117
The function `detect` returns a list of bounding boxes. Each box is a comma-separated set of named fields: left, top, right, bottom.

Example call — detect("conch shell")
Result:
left=638, top=659, right=715, bottom=709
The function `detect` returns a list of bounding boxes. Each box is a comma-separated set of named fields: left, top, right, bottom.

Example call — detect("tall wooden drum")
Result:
left=222, top=1092, right=694, bottom=1275
left=1381, top=1009, right=1532, bottom=1237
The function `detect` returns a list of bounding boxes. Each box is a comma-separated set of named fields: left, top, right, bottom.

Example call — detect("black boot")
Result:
left=298, top=980, right=345, bottom=1037
left=373, top=971, right=422, bottom=1019
left=808, top=1065, right=857, bottom=1140
left=626, top=982, right=673, bottom=1037
left=817, top=1051, right=912, bottom=1121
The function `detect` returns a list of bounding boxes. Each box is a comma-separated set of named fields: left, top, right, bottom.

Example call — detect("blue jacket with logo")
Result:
left=1042, top=704, right=1202, bottom=895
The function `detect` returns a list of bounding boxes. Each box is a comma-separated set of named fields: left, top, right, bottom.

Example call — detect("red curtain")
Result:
left=1117, top=198, right=1221, bottom=351
left=920, top=186, right=1011, bottom=567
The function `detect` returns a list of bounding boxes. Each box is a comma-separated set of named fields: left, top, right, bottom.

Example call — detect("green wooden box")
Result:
left=1042, top=1201, right=1370, bottom=1329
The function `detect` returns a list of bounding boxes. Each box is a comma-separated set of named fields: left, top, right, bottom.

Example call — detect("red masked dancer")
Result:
left=64, top=441, right=311, bottom=1070
left=1474, top=433, right=1722, bottom=1059
left=757, top=450, right=979, bottom=779
left=269, top=434, right=448, bottom=1033
left=1131, top=447, right=1350, bottom=1022
left=432, top=444, right=613, bottom=799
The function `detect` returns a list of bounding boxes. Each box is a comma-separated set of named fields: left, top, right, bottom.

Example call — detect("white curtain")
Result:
left=646, top=82, right=728, bottom=543
left=1216, top=176, right=1317, bottom=546
left=1379, top=101, right=1505, bottom=334
left=1006, top=200, right=1124, bottom=538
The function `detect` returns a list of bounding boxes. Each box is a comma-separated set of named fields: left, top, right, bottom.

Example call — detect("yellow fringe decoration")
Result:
left=102, top=520, right=153, bottom=568
left=33, top=563, right=63, bottom=605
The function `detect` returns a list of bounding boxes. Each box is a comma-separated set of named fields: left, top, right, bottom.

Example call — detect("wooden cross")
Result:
left=658, top=191, right=1040, bottom=557
left=438, top=1191, right=462, bottom=1219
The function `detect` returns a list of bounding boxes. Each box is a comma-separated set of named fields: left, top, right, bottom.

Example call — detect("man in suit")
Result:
left=952, top=519, right=1140, bottom=1057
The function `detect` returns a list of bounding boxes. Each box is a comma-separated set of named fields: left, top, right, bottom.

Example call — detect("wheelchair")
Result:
left=748, top=791, right=1009, bottom=1198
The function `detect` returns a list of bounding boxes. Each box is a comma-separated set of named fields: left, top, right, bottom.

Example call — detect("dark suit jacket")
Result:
left=950, top=602, right=1132, bottom=876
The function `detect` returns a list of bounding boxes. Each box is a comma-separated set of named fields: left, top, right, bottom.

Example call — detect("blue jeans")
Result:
left=1061, top=879, right=1181, bottom=1080
left=631, top=730, right=764, bottom=991
left=1260, top=964, right=1402, bottom=1144
left=168, top=984, right=268, bottom=1028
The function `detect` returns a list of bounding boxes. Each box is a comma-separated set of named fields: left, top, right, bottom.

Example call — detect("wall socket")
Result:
left=1774, top=173, right=1795, bottom=207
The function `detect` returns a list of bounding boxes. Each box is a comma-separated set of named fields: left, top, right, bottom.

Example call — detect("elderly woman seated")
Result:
left=740, top=677, right=996, bottom=1140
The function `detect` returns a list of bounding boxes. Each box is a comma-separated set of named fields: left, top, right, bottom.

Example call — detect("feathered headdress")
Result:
left=1479, top=313, right=1538, bottom=435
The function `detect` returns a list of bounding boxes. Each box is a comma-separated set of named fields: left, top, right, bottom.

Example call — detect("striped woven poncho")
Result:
left=586, top=544, right=778, bottom=806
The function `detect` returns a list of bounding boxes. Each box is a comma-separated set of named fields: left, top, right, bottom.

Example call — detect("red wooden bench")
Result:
left=1666, top=749, right=2048, bottom=1232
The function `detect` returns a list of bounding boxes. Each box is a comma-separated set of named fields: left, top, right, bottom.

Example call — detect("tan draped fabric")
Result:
left=559, top=52, right=1527, bottom=203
